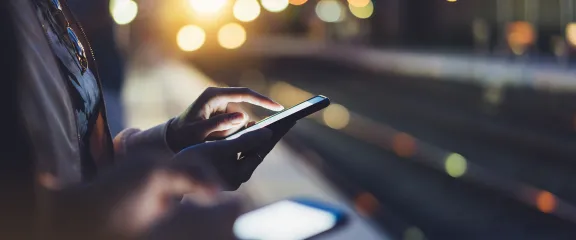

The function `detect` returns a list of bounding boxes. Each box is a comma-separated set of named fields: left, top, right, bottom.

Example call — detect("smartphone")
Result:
left=226, top=95, right=330, bottom=140
left=234, top=198, right=347, bottom=240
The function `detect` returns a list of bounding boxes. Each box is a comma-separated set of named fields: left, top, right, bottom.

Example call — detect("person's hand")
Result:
left=51, top=157, right=222, bottom=240
left=166, top=87, right=284, bottom=152
left=175, top=122, right=295, bottom=191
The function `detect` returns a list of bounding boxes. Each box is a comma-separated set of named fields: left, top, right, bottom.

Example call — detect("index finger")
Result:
left=207, top=87, right=284, bottom=111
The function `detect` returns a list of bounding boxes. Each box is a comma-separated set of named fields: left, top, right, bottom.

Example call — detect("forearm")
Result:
left=113, top=120, right=176, bottom=163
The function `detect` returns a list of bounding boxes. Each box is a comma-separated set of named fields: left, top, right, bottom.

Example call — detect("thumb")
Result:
left=197, top=112, right=245, bottom=138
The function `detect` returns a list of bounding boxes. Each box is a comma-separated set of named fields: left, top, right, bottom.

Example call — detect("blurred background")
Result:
left=71, top=0, right=576, bottom=239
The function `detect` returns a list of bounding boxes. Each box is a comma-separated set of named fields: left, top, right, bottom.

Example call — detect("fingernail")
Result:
left=230, top=113, right=244, bottom=124
left=275, top=103, right=285, bottom=111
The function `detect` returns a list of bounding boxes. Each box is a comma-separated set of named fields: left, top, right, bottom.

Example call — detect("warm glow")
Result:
left=316, top=0, right=345, bottom=23
left=289, top=0, right=308, bottom=5
left=349, top=0, right=373, bottom=19
left=269, top=82, right=314, bottom=106
left=537, top=191, right=557, bottom=213
left=447, top=0, right=457, bottom=2
left=218, top=23, right=247, bottom=49
left=354, top=192, right=379, bottom=217
left=112, top=0, right=138, bottom=25
left=261, top=0, right=289, bottom=13
left=323, top=104, right=350, bottom=129
left=566, top=23, right=576, bottom=47
left=233, top=0, right=261, bottom=22
left=239, top=70, right=267, bottom=93
left=177, top=25, right=206, bottom=52
left=188, top=0, right=228, bottom=14
left=506, top=22, right=535, bottom=55
left=445, top=153, right=467, bottom=178
left=392, top=133, right=416, bottom=158
left=347, top=0, right=369, bottom=8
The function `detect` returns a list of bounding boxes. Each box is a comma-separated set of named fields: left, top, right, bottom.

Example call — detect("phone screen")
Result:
left=234, top=200, right=340, bottom=240
left=226, top=96, right=326, bottom=140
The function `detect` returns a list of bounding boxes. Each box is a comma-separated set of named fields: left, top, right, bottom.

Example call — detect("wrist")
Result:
left=166, top=118, right=184, bottom=153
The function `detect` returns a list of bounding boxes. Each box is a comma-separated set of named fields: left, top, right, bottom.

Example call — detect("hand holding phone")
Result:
left=226, top=96, right=331, bottom=140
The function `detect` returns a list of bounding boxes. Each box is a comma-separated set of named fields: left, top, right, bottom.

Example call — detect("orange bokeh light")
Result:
left=354, top=192, right=379, bottom=216
left=506, top=22, right=535, bottom=55
left=289, top=0, right=308, bottom=5
left=536, top=191, right=556, bottom=213
left=348, top=0, right=370, bottom=8
left=393, top=133, right=417, bottom=158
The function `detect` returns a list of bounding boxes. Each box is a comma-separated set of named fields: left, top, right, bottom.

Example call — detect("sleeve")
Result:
left=113, top=119, right=176, bottom=162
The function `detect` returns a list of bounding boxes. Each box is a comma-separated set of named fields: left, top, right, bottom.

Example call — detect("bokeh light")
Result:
left=506, top=21, right=535, bottom=55
left=177, top=25, right=206, bottom=52
left=323, top=104, right=350, bottom=129
left=445, top=153, right=467, bottom=178
left=483, top=85, right=504, bottom=105
left=188, top=0, right=228, bottom=14
left=565, top=23, right=576, bottom=47
left=447, top=0, right=457, bottom=2
left=392, top=133, right=417, bottom=158
left=551, top=36, right=567, bottom=57
left=472, top=19, right=489, bottom=42
left=289, top=0, right=308, bottom=6
left=218, top=23, right=247, bottom=49
left=347, top=0, right=370, bottom=8
left=349, top=0, right=373, bottom=19
left=316, top=0, right=346, bottom=23
left=233, top=0, right=261, bottom=22
left=354, top=192, right=379, bottom=217
left=536, top=191, right=557, bottom=213
left=111, top=0, right=138, bottom=25
left=261, top=0, right=289, bottom=13
left=404, top=227, right=425, bottom=240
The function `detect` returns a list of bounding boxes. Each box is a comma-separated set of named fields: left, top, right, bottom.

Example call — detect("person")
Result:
left=4, top=0, right=295, bottom=239
left=67, top=0, right=127, bottom=136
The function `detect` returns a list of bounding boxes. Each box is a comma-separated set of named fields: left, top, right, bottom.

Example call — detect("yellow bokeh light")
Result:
left=316, top=0, right=346, bottom=23
left=447, top=0, right=457, bottom=2
left=349, top=0, right=373, bottom=19
left=218, top=23, right=247, bottom=49
left=323, top=104, right=350, bottom=129
left=112, top=0, right=138, bottom=25
left=445, top=153, right=467, bottom=178
left=233, top=0, right=261, bottom=22
left=188, top=0, right=228, bottom=14
left=109, top=0, right=125, bottom=15
left=261, top=0, right=289, bottom=13
left=347, top=0, right=370, bottom=8
left=566, top=23, right=576, bottom=47
left=177, top=25, right=206, bottom=52
left=289, top=0, right=308, bottom=5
